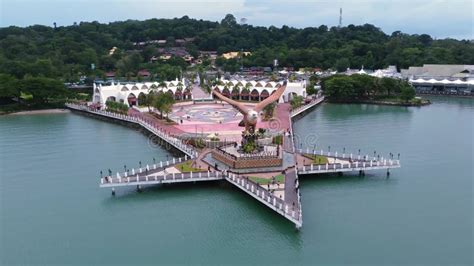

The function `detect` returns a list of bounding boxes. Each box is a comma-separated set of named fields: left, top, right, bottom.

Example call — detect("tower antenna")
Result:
left=338, top=8, right=342, bottom=28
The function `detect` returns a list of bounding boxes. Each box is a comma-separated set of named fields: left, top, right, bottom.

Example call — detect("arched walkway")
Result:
left=127, top=93, right=137, bottom=106
left=240, top=88, right=249, bottom=101
left=231, top=87, right=240, bottom=100
left=174, top=89, right=183, bottom=100
left=222, top=87, right=231, bottom=98
left=138, top=92, right=147, bottom=106
left=287, top=92, right=297, bottom=102
left=250, top=89, right=260, bottom=101
left=260, top=89, right=269, bottom=100
left=106, top=96, right=116, bottom=102
left=184, top=88, right=192, bottom=100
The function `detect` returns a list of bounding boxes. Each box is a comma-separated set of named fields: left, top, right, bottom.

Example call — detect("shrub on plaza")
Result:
left=105, top=100, right=128, bottom=114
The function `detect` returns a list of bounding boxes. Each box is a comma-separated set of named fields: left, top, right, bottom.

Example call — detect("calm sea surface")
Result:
left=1, top=97, right=472, bottom=265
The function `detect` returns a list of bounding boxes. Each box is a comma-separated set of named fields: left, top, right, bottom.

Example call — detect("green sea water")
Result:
left=1, top=96, right=472, bottom=265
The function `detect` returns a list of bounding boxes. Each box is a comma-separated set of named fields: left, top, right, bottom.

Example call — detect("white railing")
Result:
left=298, top=148, right=400, bottom=163
left=298, top=159, right=401, bottom=173
left=291, top=96, right=324, bottom=117
left=66, top=103, right=198, bottom=157
left=101, top=170, right=223, bottom=186
left=104, top=154, right=196, bottom=181
left=225, top=173, right=302, bottom=226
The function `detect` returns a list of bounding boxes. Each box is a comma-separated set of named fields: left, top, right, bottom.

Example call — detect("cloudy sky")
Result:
left=0, top=0, right=472, bottom=39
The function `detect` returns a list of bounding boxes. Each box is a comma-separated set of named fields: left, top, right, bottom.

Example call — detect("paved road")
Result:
left=192, top=84, right=211, bottom=99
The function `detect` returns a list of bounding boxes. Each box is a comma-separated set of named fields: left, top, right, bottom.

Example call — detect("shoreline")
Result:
left=4, top=109, right=71, bottom=116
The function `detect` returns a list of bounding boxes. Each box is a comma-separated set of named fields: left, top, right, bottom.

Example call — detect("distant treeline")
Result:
left=0, top=14, right=473, bottom=81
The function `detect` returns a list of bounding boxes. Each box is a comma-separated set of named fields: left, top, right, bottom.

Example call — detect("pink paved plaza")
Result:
left=167, top=102, right=292, bottom=141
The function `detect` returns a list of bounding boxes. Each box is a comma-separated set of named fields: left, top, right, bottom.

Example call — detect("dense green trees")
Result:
left=20, top=77, right=68, bottom=103
left=0, top=15, right=472, bottom=81
left=0, top=74, right=19, bottom=100
left=152, top=92, right=175, bottom=119
left=0, top=75, right=67, bottom=103
left=322, top=74, right=416, bottom=103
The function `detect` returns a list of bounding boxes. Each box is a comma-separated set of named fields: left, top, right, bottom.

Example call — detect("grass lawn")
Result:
left=248, top=174, right=285, bottom=185
left=174, top=161, right=204, bottom=173
left=304, top=154, right=329, bottom=164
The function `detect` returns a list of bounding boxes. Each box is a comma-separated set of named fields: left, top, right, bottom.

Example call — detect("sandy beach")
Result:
left=7, top=109, right=70, bottom=116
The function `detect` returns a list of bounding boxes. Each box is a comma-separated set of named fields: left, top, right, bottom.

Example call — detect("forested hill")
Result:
left=1, top=14, right=473, bottom=80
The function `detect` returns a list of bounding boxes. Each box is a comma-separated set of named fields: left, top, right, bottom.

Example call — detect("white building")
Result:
left=92, top=79, right=189, bottom=108
left=401, top=64, right=474, bottom=94
left=213, top=78, right=307, bottom=103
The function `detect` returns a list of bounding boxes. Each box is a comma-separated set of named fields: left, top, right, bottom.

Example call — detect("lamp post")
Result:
left=124, top=165, right=126, bottom=172
left=358, top=149, right=361, bottom=155
left=139, top=161, right=142, bottom=168
left=328, top=145, right=331, bottom=152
